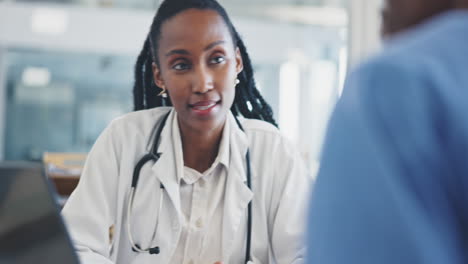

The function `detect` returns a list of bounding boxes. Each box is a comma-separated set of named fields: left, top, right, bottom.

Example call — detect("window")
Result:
left=4, top=49, right=133, bottom=160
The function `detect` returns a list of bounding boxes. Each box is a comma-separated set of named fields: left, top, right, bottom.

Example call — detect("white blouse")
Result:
left=170, top=112, right=230, bottom=264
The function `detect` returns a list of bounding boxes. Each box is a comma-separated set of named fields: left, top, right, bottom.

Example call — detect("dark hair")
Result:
left=133, top=0, right=277, bottom=127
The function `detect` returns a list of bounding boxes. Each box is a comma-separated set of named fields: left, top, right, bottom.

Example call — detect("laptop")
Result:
left=0, top=161, right=80, bottom=264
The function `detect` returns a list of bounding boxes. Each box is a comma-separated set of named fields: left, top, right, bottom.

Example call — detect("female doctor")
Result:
left=61, top=0, right=310, bottom=263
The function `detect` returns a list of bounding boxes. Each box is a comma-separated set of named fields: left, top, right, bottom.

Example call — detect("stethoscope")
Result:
left=126, top=111, right=253, bottom=264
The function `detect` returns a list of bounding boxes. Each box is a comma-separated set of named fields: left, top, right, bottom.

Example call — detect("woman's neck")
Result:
left=178, top=120, right=225, bottom=173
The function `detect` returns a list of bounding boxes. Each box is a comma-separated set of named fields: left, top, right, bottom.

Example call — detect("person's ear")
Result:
left=235, top=47, right=243, bottom=74
left=152, top=62, right=164, bottom=88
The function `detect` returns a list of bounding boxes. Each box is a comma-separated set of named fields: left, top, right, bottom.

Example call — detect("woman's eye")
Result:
left=211, top=56, right=225, bottom=64
left=172, top=63, right=190, bottom=71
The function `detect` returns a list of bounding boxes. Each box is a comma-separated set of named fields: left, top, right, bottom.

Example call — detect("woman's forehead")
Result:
left=158, top=9, right=233, bottom=51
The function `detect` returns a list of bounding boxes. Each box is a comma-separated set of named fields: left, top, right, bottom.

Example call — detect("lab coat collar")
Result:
left=217, top=114, right=231, bottom=168
left=148, top=109, right=249, bottom=210
left=149, top=109, right=249, bottom=191
left=171, top=111, right=185, bottom=184
left=222, top=113, right=253, bottom=259
left=227, top=113, right=249, bottom=182
left=170, top=111, right=249, bottom=183
left=150, top=109, right=183, bottom=221
left=171, top=111, right=232, bottom=184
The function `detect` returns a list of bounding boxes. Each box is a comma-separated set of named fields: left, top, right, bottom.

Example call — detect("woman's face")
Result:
left=153, top=9, right=243, bottom=133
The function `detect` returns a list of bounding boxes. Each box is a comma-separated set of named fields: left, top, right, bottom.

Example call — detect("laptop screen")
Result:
left=0, top=162, right=79, bottom=264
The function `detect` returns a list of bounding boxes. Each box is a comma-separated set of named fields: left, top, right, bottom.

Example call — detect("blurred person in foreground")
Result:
left=307, top=0, right=468, bottom=263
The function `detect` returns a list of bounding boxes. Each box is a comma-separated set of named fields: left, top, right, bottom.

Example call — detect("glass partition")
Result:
left=4, top=49, right=133, bottom=160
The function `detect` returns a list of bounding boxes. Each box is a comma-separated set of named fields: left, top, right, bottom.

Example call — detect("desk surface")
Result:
left=49, top=173, right=80, bottom=197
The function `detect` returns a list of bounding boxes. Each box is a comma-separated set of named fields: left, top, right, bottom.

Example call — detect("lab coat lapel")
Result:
left=150, top=110, right=182, bottom=222
left=222, top=114, right=253, bottom=260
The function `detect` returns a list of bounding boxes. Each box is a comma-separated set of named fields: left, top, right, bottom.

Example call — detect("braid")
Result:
left=231, top=32, right=277, bottom=126
left=144, top=49, right=158, bottom=109
left=133, top=35, right=170, bottom=111
left=132, top=0, right=277, bottom=127
left=133, top=37, right=149, bottom=111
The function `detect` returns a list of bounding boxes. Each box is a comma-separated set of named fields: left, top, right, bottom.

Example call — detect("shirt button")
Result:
left=198, top=180, right=205, bottom=188
left=195, top=218, right=203, bottom=228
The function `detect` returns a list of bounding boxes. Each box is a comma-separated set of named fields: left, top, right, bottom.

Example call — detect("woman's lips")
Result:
left=192, top=101, right=217, bottom=110
left=189, top=100, right=220, bottom=115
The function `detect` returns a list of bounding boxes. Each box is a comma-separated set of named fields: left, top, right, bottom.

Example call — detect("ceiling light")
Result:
left=22, top=67, right=51, bottom=86
left=31, top=8, right=68, bottom=35
left=265, top=6, right=347, bottom=27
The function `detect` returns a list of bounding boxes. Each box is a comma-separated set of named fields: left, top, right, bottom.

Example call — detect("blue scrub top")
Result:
left=307, top=11, right=468, bottom=264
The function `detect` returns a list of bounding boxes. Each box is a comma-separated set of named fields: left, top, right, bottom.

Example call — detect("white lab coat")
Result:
left=62, top=107, right=310, bottom=264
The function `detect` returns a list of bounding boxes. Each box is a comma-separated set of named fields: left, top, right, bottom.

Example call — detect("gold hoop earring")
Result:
left=158, top=87, right=167, bottom=98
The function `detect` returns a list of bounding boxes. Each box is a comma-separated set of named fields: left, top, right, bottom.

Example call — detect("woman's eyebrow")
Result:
left=165, top=49, right=189, bottom=57
left=165, top=40, right=226, bottom=57
left=204, top=40, right=226, bottom=51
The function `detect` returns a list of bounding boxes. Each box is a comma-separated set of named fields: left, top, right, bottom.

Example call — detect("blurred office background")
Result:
left=0, top=0, right=382, bottom=174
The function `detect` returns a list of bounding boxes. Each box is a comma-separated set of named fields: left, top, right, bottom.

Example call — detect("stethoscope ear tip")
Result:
left=149, top=247, right=160, bottom=254
left=131, top=244, right=160, bottom=254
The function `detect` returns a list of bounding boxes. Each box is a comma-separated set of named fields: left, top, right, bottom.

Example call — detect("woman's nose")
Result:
left=192, top=66, right=214, bottom=94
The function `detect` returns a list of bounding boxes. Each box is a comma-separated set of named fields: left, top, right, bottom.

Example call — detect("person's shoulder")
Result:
left=345, top=52, right=421, bottom=100
left=111, top=107, right=170, bottom=125
left=240, top=117, right=299, bottom=156
left=370, top=11, right=468, bottom=70
left=353, top=32, right=429, bottom=80
left=347, top=20, right=444, bottom=95
left=337, top=49, right=431, bottom=127
left=106, top=107, right=172, bottom=135
left=346, top=12, right=468, bottom=101
left=241, top=118, right=280, bottom=137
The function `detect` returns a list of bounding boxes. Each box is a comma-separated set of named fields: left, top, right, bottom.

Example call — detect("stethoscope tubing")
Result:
left=127, top=111, right=252, bottom=263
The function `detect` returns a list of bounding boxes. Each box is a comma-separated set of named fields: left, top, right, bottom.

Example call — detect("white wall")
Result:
left=348, top=0, right=382, bottom=68
left=0, top=2, right=151, bottom=55
left=0, top=2, right=341, bottom=63
left=0, top=47, right=6, bottom=160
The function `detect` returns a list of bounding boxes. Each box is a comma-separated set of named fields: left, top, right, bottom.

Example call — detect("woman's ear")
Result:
left=235, top=47, right=244, bottom=74
left=152, top=62, right=164, bottom=88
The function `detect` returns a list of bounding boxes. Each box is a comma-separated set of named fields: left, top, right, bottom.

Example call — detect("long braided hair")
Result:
left=133, top=0, right=277, bottom=127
